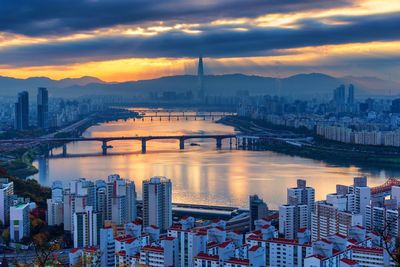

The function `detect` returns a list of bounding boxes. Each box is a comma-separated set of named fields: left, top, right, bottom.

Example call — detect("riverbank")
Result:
left=0, top=108, right=139, bottom=179
left=219, top=116, right=400, bottom=168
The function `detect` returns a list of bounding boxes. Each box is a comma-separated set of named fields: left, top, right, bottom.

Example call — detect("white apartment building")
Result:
left=351, top=178, right=371, bottom=225
left=349, top=246, right=392, bottom=267
left=312, top=201, right=362, bottom=241
left=142, top=176, right=172, bottom=231
left=139, top=242, right=176, bottom=267
left=100, top=227, right=115, bottom=267
left=46, top=198, right=63, bottom=226
left=10, top=202, right=30, bottom=242
left=0, top=178, right=13, bottom=225
left=73, top=206, right=102, bottom=248
left=268, top=238, right=313, bottom=267
left=168, top=222, right=207, bottom=267
left=279, top=204, right=308, bottom=239
left=279, top=179, right=315, bottom=239
left=106, top=174, right=137, bottom=225
left=194, top=253, right=220, bottom=267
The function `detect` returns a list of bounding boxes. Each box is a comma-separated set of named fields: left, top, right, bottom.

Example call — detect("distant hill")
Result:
left=0, top=73, right=399, bottom=99
left=0, top=76, right=104, bottom=96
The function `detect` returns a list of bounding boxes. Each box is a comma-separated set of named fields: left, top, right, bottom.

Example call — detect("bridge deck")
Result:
left=0, top=134, right=237, bottom=144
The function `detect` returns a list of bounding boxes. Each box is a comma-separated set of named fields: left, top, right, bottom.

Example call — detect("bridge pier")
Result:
left=229, top=138, right=232, bottom=149
left=62, top=144, right=67, bottom=156
left=179, top=138, right=185, bottom=150
left=216, top=138, right=222, bottom=149
left=102, top=140, right=108, bottom=155
left=141, top=139, right=146, bottom=153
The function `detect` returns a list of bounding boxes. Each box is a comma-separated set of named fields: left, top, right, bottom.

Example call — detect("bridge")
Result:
left=0, top=134, right=237, bottom=155
left=134, top=114, right=232, bottom=121
left=370, top=178, right=400, bottom=203
left=132, top=111, right=236, bottom=121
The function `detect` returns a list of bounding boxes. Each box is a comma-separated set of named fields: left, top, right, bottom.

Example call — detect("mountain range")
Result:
left=0, top=73, right=399, bottom=99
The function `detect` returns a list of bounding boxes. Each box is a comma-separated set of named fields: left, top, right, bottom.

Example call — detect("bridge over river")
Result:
left=0, top=134, right=237, bottom=155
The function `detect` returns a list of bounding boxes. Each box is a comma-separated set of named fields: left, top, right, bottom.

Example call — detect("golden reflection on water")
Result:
left=33, top=117, right=398, bottom=209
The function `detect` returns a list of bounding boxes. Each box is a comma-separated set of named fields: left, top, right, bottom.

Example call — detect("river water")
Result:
left=32, top=114, right=400, bottom=209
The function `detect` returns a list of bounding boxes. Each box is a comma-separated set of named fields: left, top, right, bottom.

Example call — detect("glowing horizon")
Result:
left=0, top=0, right=399, bottom=83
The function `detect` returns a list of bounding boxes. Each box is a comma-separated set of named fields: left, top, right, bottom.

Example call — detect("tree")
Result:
left=2, top=228, right=10, bottom=245
left=31, top=232, right=61, bottom=267
left=376, top=212, right=400, bottom=265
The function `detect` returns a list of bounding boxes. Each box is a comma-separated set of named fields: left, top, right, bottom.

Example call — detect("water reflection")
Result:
left=33, top=117, right=400, bottom=209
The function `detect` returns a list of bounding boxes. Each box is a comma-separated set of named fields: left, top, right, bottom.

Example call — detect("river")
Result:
left=32, top=113, right=400, bottom=209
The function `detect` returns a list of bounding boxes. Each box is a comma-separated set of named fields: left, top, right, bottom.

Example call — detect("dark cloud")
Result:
left=0, top=0, right=352, bottom=36
left=0, top=12, right=399, bottom=67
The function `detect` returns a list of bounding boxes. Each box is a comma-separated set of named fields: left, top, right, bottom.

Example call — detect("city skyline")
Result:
left=1, top=1, right=400, bottom=266
left=0, top=0, right=399, bottom=83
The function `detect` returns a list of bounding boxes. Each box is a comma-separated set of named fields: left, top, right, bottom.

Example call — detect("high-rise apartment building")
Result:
left=0, top=178, right=14, bottom=226
left=106, top=174, right=137, bottom=225
left=249, top=195, right=269, bottom=230
left=14, top=91, right=29, bottom=130
left=350, top=177, right=371, bottom=225
left=311, top=201, right=363, bottom=241
left=142, top=176, right=172, bottom=231
left=279, top=179, right=315, bottom=239
left=73, top=206, right=102, bottom=248
left=37, top=87, right=49, bottom=129
left=63, top=179, right=95, bottom=234
left=10, top=203, right=30, bottom=242
left=100, top=227, right=115, bottom=267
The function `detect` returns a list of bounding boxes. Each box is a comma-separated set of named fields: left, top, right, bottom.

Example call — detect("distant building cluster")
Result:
left=317, top=125, right=400, bottom=146
left=0, top=88, right=105, bottom=131
left=238, top=85, right=400, bottom=148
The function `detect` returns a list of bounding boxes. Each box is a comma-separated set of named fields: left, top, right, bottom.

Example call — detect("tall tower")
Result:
left=37, top=87, right=49, bottom=129
left=197, top=56, right=205, bottom=99
left=14, top=91, right=29, bottom=130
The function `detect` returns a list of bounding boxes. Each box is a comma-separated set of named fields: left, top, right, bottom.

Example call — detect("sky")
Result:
left=0, top=0, right=399, bottom=82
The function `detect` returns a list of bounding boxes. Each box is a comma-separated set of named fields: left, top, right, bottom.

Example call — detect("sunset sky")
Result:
left=0, top=0, right=399, bottom=82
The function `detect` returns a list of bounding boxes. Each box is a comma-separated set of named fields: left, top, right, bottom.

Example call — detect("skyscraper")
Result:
left=197, top=56, right=205, bottom=99
left=37, top=87, right=49, bottom=129
left=249, top=195, right=269, bottom=230
left=142, top=176, right=172, bottom=231
left=333, top=85, right=346, bottom=113
left=14, top=91, right=29, bottom=130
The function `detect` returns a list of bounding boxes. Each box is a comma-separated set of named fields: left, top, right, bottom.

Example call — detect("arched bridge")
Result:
left=371, top=178, right=400, bottom=196
left=0, top=134, right=237, bottom=154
